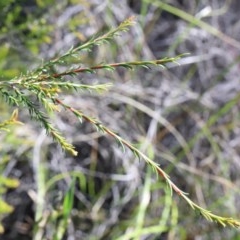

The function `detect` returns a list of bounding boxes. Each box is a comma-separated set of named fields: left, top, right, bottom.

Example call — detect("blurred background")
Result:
left=0, top=0, right=240, bottom=239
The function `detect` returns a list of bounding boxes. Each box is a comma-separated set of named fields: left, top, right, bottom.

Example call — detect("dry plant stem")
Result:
left=55, top=98, right=240, bottom=228
left=146, top=0, right=240, bottom=50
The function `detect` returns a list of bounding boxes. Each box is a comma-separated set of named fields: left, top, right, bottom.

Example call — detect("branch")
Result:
left=55, top=98, right=240, bottom=228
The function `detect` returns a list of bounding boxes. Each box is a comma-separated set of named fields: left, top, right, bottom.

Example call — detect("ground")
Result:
left=1, top=0, right=240, bottom=239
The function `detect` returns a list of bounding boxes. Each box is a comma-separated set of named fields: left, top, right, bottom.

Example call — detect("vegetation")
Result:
left=1, top=1, right=240, bottom=239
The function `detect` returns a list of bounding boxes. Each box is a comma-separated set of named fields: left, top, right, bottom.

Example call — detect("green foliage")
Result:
left=0, top=111, right=21, bottom=233
left=0, top=17, right=184, bottom=157
left=1, top=2, right=240, bottom=237
left=53, top=178, right=75, bottom=240
left=0, top=1, right=54, bottom=79
left=0, top=16, right=239, bottom=232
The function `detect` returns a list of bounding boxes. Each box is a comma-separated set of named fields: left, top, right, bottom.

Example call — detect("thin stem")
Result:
left=54, top=98, right=240, bottom=228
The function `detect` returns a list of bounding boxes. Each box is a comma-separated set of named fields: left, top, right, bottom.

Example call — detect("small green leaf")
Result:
left=63, top=178, right=75, bottom=217
left=0, top=198, right=14, bottom=214
left=0, top=176, right=20, bottom=188
left=0, top=44, right=10, bottom=64
left=116, top=137, right=125, bottom=152
left=133, top=149, right=140, bottom=160
left=0, top=223, right=4, bottom=234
